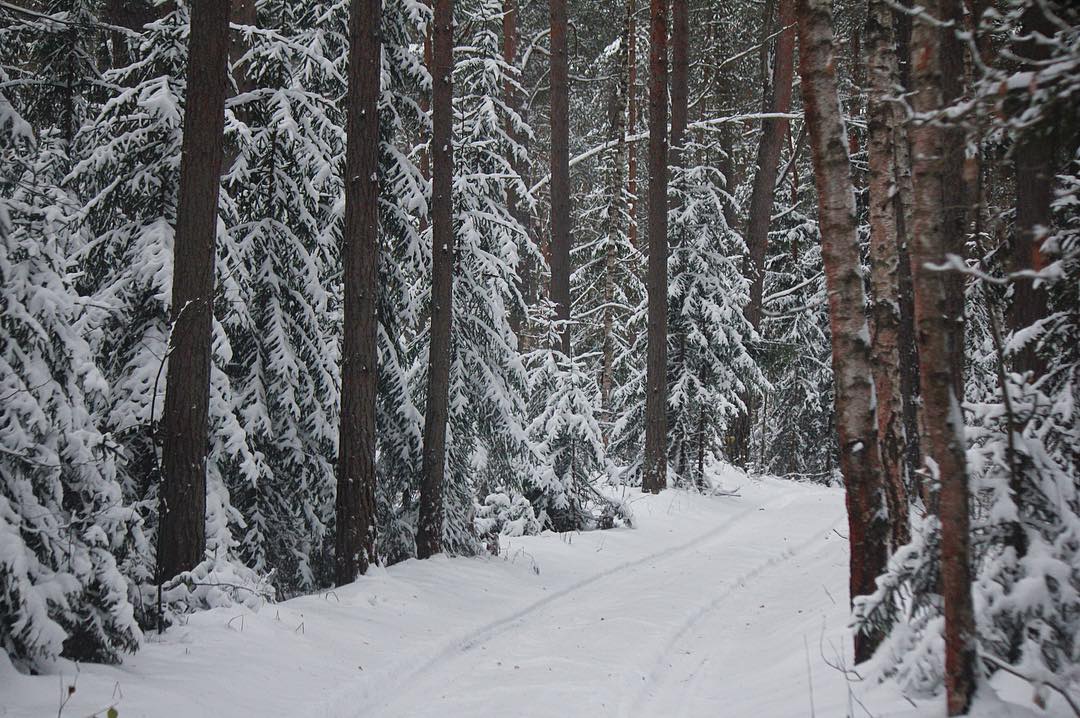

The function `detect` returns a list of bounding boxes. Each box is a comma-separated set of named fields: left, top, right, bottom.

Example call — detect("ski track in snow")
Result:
left=322, top=490, right=791, bottom=717
left=355, top=486, right=846, bottom=718
left=622, top=512, right=844, bottom=718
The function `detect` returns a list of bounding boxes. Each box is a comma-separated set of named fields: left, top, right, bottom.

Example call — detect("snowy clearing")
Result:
left=0, top=474, right=1055, bottom=717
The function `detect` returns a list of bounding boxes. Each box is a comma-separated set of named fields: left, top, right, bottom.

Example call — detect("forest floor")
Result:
left=1, top=468, right=1054, bottom=717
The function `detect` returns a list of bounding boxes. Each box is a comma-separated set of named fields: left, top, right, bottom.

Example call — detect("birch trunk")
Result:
left=796, top=0, right=889, bottom=663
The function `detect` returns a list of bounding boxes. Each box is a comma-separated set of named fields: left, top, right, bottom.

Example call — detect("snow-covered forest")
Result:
left=1, top=0, right=1078, bottom=715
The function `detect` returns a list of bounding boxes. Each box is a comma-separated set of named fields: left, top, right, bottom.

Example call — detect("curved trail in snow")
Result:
left=326, top=491, right=786, bottom=717
left=350, top=483, right=848, bottom=718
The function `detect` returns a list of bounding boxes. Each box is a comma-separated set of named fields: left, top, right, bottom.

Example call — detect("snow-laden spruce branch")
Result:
left=527, top=112, right=802, bottom=196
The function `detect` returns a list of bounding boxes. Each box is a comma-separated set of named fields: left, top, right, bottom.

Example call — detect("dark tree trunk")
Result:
left=743, top=0, right=796, bottom=331
left=415, top=0, right=455, bottom=560
left=891, top=0, right=923, bottom=496
left=865, top=0, right=910, bottom=549
left=642, top=0, right=668, bottom=494
left=733, top=0, right=796, bottom=467
left=796, top=0, right=888, bottom=663
left=549, top=0, right=572, bottom=357
left=1009, top=5, right=1058, bottom=380
left=503, top=0, right=529, bottom=344
left=335, top=0, right=381, bottom=584
left=158, top=0, right=231, bottom=579
left=908, top=0, right=976, bottom=711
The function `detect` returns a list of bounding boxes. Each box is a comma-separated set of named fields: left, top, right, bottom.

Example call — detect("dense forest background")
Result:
left=1, top=0, right=1078, bottom=713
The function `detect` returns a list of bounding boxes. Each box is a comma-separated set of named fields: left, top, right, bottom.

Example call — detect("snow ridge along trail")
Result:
left=3, top=474, right=919, bottom=718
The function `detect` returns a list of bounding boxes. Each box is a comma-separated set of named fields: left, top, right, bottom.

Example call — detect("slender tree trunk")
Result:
left=627, top=0, right=639, bottom=249
left=335, top=0, right=381, bottom=584
left=158, top=0, right=231, bottom=579
left=796, top=0, right=888, bottom=663
left=642, top=0, right=668, bottom=494
left=732, top=0, right=796, bottom=467
left=865, top=0, right=910, bottom=549
left=415, top=0, right=455, bottom=560
left=743, top=0, right=796, bottom=330
left=549, top=0, right=572, bottom=357
left=908, top=0, right=976, bottom=711
left=601, top=13, right=632, bottom=417
left=1009, top=5, right=1058, bottom=381
left=503, top=0, right=529, bottom=344
left=669, top=0, right=689, bottom=175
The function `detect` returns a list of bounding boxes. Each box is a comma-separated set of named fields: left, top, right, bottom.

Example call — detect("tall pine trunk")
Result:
left=549, top=0, right=572, bottom=357
left=335, top=0, right=381, bottom=584
left=733, top=0, right=796, bottom=466
left=796, top=0, right=888, bottom=663
left=642, top=0, right=668, bottom=494
left=865, top=0, right=910, bottom=549
left=158, top=0, right=232, bottom=579
left=908, top=0, right=976, bottom=711
left=416, top=0, right=455, bottom=560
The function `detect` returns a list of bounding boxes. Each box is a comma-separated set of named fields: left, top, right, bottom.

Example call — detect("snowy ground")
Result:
left=1, top=471, right=1059, bottom=717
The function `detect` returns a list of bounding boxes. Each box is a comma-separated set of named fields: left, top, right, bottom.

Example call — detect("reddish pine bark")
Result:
left=158, top=0, right=232, bottom=579
left=549, top=0, right=572, bottom=358
left=335, top=0, right=381, bottom=584
left=416, top=0, right=455, bottom=560
left=642, top=0, right=668, bottom=494
left=796, top=0, right=889, bottom=663
left=865, top=0, right=910, bottom=549
left=908, top=0, right=976, bottom=711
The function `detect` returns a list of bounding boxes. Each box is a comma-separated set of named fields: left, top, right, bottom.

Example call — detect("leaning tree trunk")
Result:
left=864, top=0, right=910, bottom=549
left=549, top=0, right=572, bottom=358
left=158, top=0, right=232, bottom=580
left=732, top=0, right=796, bottom=466
left=743, top=0, right=796, bottom=330
left=796, top=0, right=889, bottom=664
left=415, top=0, right=455, bottom=560
left=642, top=0, right=669, bottom=494
left=335, top=0, right=381, bottom=584
left=908, top=0, right=976, bottom=712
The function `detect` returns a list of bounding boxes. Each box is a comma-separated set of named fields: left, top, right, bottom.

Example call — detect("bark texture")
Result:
left=336, top=0, right=381, bottom=584
left=158, top=0, right=231, bottom=579
left=796, top=0, right=888, bottom=663
left=908, top=0, right=976, bottom=711
left=642, top=0, right=668, bottom=494
left=416, top=0, right=455, bottom=560
left=865, top=0, right=910, bottom=549
left=549, top=0, right=572, bottom=357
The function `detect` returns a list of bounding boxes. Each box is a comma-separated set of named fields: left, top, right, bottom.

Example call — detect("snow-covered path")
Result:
left=12, top=474, right=1035, bottom=718
left=361, top=485, right=846, bottom=718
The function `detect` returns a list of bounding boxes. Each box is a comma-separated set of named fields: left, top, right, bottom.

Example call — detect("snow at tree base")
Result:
left=1, top=0, right=1079, bottom=717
